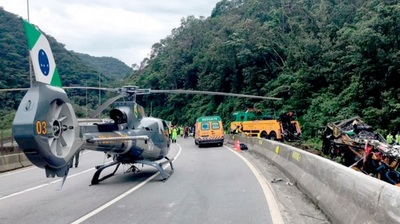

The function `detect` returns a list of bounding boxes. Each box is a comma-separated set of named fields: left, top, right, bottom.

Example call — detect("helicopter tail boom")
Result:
left=86, top=135, right=150, bottom=143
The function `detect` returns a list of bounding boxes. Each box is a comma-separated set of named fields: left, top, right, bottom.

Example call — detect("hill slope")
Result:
left=0, top=7, right=132, bottom=127
left=128, top=0, right=400, bottom=139
left=76, top=53, right=132, bottom=81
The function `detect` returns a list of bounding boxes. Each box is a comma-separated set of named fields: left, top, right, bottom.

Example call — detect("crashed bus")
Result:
left=321, top=116, right=400, bottom=186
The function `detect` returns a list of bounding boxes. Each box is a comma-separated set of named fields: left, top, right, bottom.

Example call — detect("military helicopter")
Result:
left=7, top=20, right=281, bottom=187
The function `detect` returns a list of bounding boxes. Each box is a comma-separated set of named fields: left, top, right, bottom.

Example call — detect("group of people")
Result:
left=361, top=147, right=400, bottom=185
left=386, top=132, right=400, bottom=145
left=170, top=125, right=195, bottom=143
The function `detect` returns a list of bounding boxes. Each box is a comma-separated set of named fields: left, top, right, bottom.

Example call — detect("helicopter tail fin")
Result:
left=23, top=20, right=62, bottom=87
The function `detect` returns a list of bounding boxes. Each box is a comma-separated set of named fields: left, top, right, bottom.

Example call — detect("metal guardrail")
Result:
left=1, top=146, right=22, bottom=155
left=0, top=131, right=21, bottom=155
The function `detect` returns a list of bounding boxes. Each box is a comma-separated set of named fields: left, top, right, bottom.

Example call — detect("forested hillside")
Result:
left=76, top=53, right=132, bottom=81
left=0, top=7, right=131, bottom=128
left=128, top=0, right=400, bottom=140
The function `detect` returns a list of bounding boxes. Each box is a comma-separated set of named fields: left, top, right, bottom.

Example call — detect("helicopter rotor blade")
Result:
left=0, top=86, right=113, bottom=92
left=150, top=89, right=282, bottom=100
left=63, top=86, right=112, bottom=91
left=90, top=95, right=122, bottom=118
left=0, top=88, right=29, bottom=92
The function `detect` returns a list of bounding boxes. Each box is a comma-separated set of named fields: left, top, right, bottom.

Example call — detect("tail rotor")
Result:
left=12, top=83, right=83, bottom=177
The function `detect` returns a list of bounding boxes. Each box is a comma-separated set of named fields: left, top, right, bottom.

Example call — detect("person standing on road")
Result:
left=171, top=126, right=178, bottom=143
left=184, top=126, right=189, bottom=138
left=70, top=150, right=81, bottom=168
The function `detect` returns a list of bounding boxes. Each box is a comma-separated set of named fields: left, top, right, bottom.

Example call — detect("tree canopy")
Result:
left=129, top=0, right=400, bottom=139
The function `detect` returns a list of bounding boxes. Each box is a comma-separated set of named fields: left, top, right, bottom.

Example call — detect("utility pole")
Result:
left=27, top=0, right=33, bottom=87
left=98, top=74, right=101, bottom=118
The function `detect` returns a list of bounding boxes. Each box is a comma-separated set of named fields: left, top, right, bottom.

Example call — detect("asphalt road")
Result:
left=0, top=137, right=288, bottom=224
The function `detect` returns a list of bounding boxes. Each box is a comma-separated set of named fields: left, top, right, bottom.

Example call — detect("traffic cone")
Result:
left=235, top=140, right=241, bottom=151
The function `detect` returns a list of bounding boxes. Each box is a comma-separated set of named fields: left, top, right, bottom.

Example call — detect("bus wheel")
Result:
left=269, top=132, right=277, bottom=140
left=260, top=131, right=268, bottom=139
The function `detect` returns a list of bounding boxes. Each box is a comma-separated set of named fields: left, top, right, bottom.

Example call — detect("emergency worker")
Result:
left=387, top=133, right=394, bottom=144
left=171, top=127, right=178, bottom=143
left=396, top=132, right=400, bottom=145
left=231, top=125, right=240, bottom=134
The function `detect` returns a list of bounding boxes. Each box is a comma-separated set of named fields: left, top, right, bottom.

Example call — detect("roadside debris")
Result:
left=240, top=143, right=248, bottom=150
left=271, top=178, right=283, bottom=183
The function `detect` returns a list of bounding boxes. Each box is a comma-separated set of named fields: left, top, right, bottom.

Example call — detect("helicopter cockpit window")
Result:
left=201, top=122, right=210, bottom=130
left=157, top=120, right=164, bottom=134
left=162, top=121, right=169, bottom=132
left=211, top=122, right=220, bottom=130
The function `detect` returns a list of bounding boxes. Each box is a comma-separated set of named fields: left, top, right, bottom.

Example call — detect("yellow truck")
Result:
left=230, top=109, right=301, bottom=141
left=195, top=116, right=224, bottom=147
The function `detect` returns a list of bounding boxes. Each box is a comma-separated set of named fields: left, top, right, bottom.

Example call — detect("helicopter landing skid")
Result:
left=136, top=156, right=174, bottom=181
left=90, top=161, right=121, bottom=186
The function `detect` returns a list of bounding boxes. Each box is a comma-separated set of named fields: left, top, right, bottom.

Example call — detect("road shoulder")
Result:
left=238, top=147, right=331, bottom=224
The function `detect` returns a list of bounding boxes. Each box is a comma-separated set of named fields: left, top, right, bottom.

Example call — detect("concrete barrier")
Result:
left=0, top=152, right=32, bottom=173
left=19, top=153, right=32, bottom=167
left=2, top=154, right=23, bottom=171
left=227, top=135, right=400, bottom=224
left=0, top=156, right=5, bottom=172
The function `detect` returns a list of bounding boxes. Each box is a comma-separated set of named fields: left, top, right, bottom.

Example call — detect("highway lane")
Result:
left=0, top=150, right=170, bottom=223
left=0, top=138, right=280, bottom=224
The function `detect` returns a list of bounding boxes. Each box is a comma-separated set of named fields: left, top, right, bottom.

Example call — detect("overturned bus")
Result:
left=321, top=116, right=400, bottom=186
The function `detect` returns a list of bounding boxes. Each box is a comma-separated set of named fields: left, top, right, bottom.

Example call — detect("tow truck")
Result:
left=230, top=109, right=301, bottom=141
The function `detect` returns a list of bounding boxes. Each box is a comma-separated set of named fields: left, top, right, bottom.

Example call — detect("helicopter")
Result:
left=8, top=20, right=281, bottom=187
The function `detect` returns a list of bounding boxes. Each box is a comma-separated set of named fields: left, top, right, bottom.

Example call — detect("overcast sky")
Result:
left=0, top=0, right=221, bottom=67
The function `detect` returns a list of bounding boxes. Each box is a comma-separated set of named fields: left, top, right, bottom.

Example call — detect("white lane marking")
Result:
left=71, top=144, right=183, bottom=224
left=0, top=168, right=96, bottom=201
left=224, top=145, right=284, bottom=224
left=0, top=166, right=37, bottom=177
left=0, top=151, right=94, bottom=178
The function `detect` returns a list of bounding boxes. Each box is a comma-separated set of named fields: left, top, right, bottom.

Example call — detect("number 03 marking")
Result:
left=36, top=121, right=47, bottom=135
